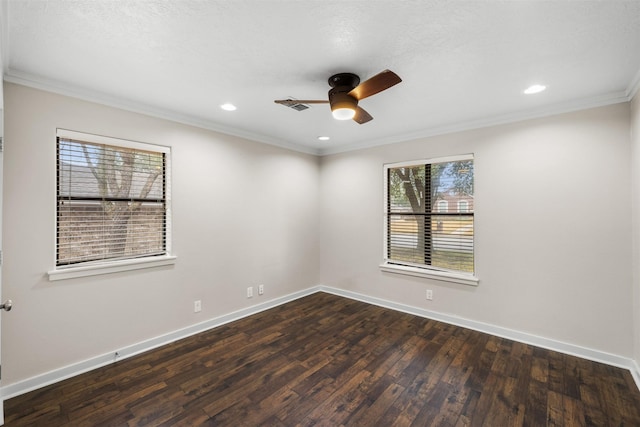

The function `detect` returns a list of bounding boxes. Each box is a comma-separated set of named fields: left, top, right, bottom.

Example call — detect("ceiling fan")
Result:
left=274, top=69, right=402, bottom=124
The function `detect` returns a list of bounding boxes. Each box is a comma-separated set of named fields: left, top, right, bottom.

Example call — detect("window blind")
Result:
left=56, top=133, right=168, bottom=266
left=385, top=156, right=474, bottom=274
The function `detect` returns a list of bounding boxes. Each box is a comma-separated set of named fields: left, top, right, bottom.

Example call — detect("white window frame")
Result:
left=380, top=154, right=479, bottom=286
left=48, top=129, right=175, bottom=281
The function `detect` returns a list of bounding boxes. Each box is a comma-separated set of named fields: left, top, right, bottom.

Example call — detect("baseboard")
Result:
left=317, top=286, right=640, bottom=386
left=631, top=359, right=640, bottom=392
left=0, top=286, right=320, bottom=401
left=2, top=284, right=638, bottom=401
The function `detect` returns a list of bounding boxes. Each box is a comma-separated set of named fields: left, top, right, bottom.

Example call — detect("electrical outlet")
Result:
left=258, top=284, right=264, bottom=295
left=247, top=286, right=253, bottom=298
left=426, top=290, right=433, bottom=300
left=194, top=300, right=202, bottom=312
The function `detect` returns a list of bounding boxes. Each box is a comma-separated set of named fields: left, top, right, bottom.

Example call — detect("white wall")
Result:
left=1, top=83, right=320, bottom=386
left=631, top=93, right=640, bottom=368
left=319, top=103, right=634, bottom=358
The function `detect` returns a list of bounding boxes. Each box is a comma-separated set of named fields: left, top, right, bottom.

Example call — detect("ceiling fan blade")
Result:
left=353, top=106, right=373, bottom=124
left=348, top=69, right=402, bottom=101
left=275, top=99, right=329, bottom=105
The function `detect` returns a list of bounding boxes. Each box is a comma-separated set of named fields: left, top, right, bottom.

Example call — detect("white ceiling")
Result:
left=3, top=0, right=640, bottom=155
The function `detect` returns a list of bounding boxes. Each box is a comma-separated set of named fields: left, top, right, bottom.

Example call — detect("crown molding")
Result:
left=627, top=67, right=640, bottom=101
left=318, top=90, right=632, bottom=156
left=3, top=70, right=321, bottom=156
left=5, top=67, right=636, bottom=158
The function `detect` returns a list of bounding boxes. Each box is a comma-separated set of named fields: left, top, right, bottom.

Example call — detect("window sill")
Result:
left=379, top=262, right=479, bottom=286
left=48, top=255, right=177, bottom=281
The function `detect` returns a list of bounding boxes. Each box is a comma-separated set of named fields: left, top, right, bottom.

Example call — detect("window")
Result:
left=383, top=155, right=476, bottom=284
left=56, top=129, right=171, bottom=268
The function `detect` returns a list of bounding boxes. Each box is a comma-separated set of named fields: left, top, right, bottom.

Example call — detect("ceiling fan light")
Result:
left=330, top=92, right=357, bottom=120
left=332, top=107, right=356, bottom=120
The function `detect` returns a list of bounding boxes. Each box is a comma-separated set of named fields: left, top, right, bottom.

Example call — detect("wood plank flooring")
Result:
left=4, top=292, right=640, bottom=426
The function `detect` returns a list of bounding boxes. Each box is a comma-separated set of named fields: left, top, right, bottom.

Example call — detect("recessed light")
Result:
left=524, top=84, right=546, bottom=95
left=318, top=136, right=330, bottom=141
left=220, top=103, right=237, bottom=111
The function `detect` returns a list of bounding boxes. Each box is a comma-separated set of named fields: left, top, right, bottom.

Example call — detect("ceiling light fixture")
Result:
left=330, top=92, right=357, bottom=120
left=220, top=103, right=237, bottom=111
left=523, top=84, right=546, bottom=95
left=318, top=136, right=330, bottom=141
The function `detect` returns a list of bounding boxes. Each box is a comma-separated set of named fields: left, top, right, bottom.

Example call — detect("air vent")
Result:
left=288, top=102, right=309, bottom=111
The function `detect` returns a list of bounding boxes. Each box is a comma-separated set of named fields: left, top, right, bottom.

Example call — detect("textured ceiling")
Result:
left=3, top=0, right=640, bottom=155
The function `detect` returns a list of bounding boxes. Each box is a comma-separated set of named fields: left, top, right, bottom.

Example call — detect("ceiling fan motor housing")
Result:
left=329, top=91, right=358, bottom=113
left=328, top=72, right=360, bottom=89
left=328, top=73, right=360, bottom=114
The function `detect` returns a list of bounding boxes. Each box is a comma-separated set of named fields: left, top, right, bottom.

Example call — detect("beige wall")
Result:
left=632, top=92, right=640, bottom=369
left=2, top=81, right=637, bottom=390
left=1, top=83, right=320, bottom=385
left=319, top=103, right=634, bottom=357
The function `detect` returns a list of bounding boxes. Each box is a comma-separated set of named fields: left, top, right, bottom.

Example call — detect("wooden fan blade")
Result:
left=348, top=69, right=402, bottom=101
left=353, top=106, right=373, bottom=124
left=275, top=99, right=329, bottom=105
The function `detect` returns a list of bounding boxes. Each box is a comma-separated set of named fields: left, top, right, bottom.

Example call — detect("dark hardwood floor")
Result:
left=4, top=292, right=640, bottom=426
